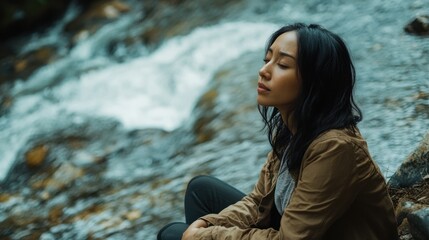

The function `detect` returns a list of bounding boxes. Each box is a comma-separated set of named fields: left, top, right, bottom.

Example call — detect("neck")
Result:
left=280, top=109, right=296, bottom=135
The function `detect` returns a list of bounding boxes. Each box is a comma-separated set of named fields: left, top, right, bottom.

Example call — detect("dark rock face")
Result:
left=0, top=0, right=71, bottom=40
left=404, top=15, right=429, bottom=36
left=407, top=207, right=429, bottom=240
left=0, top=45, right=58, bottom=84
left=389, top=132, right=429, bottom=239
left=389, top=132, right=429, bottom=188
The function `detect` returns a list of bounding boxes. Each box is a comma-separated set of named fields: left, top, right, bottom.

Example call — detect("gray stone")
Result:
left=389, top=132, right=429, bottom=188
left=404, top=15, right=429, bottom=35
left=407, top=207, right=429, bottom=240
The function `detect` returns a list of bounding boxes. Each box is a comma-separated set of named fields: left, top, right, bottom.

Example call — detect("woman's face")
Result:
left=257, top=31, right=300, bottom=114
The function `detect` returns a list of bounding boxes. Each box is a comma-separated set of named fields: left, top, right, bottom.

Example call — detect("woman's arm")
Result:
left=199, top=152, right=277, bottom=228
left=193, top=137, right=359, bottom=240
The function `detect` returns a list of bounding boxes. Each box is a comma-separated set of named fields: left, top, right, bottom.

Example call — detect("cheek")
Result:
left=279, top=74, right=300, bottom=99
left=290, top=72, right=301, bottom=96
left=290, top=79, right=301, bottom=98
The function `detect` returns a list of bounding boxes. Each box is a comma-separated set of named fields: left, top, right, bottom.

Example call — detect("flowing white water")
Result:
left=1, top=0, right=428, bottom=185
left=0, top=22, right=278, bottom=181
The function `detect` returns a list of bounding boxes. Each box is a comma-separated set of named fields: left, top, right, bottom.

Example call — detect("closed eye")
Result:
left=278, top=64, right=289, bottom=69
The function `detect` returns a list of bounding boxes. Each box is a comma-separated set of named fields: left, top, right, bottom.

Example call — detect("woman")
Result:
left=158, top=23, right=398, bottom=240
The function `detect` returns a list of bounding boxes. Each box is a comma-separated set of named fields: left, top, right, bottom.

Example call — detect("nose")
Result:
left=259, top=63, right=271, bottom=81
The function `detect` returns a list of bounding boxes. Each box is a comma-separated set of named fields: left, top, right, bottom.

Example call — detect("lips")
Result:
left=258, top=82, right=270, bottom=91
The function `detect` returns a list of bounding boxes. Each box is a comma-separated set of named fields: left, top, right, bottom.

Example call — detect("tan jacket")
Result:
left=196, top=128, right=399, bottom=240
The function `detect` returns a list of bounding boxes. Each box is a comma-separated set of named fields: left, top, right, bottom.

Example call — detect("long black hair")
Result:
left=258, top=23, right=362, bottom=171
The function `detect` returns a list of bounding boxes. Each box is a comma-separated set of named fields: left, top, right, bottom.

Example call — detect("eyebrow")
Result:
left=268, top=48, right=296, bottom=60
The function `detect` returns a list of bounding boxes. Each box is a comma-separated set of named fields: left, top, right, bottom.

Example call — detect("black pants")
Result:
left=157, top=175, right=246, bottom=240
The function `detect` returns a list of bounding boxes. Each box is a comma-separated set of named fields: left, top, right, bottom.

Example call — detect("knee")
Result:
left=187, top=175, right=217, bottom=192
left=158, top=222, right=188, bottom=240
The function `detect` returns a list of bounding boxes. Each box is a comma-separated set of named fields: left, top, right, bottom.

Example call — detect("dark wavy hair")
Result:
left=258, top=23, right=362, bottom=171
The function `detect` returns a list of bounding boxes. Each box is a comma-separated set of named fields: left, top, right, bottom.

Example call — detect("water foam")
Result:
left=0, top=21, right=278, bottom=181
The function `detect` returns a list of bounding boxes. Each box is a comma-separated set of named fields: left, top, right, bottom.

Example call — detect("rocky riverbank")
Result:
left=0, top=0, right=428, bottom=239
left=388, top=132, right=429, bottom=239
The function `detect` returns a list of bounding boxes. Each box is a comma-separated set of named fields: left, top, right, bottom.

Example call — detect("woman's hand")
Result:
left=182, top=219, right=208, bottom=240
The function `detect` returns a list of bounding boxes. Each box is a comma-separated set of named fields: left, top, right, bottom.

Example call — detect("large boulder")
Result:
left=389, top=132, right=429, bottom=188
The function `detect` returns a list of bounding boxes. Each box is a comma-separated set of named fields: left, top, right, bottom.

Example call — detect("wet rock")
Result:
left=125, top=210, right=141, bottom=221
left=389, top=132, right=429, bottom=187
left=0, top=95, right=13, bottom=116
left=0, top=45, right=58, bottom=84
left=0, top=193, right=11, bottom=202
left=192, top=89, right=219, bottom=143
left=15, top=46, right=58, bottom=75
left=64, top=0, right=130, bottom=43
left=138, top=0, right=244, bottom=48
left=0, top=48, right=17, bottom=86
left=415, top=103, right=429, bottom=117
left=48, top=205, right=64, bottom=224
left=3, top=116, right=121, bottom=191
left=407, top=207, right=429, bottom=240
left=25, top=145, right=49, bottom=168
left=394, top=200, right=429, bottom=239
left=31, top=162, right=84, bottom=193
left=0, top=0, right=71, bottom=40
left=412, top=91, right=429, bottom=118
left=398, top=222, right=413, bottom=240
left=414, top=91, right=429, bottom=100
left=396, top=201, right=427, bottom=225
left=404, top=15, right=429, bottom=35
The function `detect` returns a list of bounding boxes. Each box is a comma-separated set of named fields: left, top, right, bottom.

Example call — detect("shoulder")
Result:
left=302, top=128, right=368, bottom=165
left=308, top=128, right=365, bottom=150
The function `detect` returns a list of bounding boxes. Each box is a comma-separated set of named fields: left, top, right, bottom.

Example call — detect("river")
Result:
left=0, top=0, right=428, bottom=239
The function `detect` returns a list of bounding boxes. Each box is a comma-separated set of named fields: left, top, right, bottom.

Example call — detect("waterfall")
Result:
left=0, top=21, right=278, bottom=181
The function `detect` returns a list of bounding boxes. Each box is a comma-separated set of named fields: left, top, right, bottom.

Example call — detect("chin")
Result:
left=257, top=101, right=271, bottom=107
left=257, top=97, right=271, bottom=107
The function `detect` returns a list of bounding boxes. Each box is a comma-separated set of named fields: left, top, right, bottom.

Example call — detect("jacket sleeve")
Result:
left=195, top=137, right=359, bottom=240
left=194, top=225, right=278, bottom=240
left=199, top=152, right=276, bottom=229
